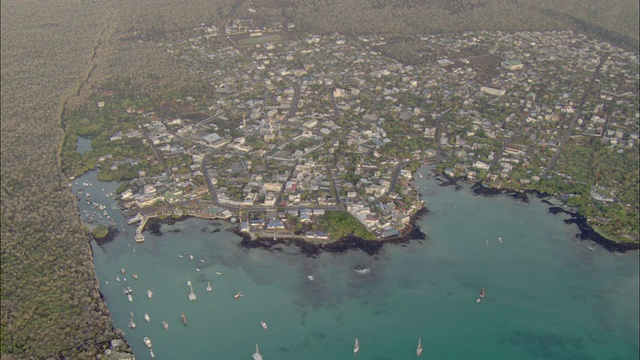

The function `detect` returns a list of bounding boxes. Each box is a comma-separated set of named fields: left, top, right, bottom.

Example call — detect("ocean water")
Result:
left=74, top=169, right=639, bottom=360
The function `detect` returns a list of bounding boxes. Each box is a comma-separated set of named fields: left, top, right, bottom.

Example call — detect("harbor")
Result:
left=74, top=169, right=639, bottom=359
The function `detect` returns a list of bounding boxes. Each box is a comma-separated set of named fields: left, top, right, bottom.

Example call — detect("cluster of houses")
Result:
left=100, top=22, right=637, bottom=240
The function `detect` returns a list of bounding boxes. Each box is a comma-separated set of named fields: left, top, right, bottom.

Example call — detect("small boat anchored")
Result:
left=147, top=289, right=153, bottom=299
left=162, top=320, right=169, bottom=330
left=260, top=321, right=268, bottom=330
left=143, top=336, right=152, bottom=348
left=206, top=281, right=212, bottom=292
left=144, top=313, right=151, bottom=323
left=181, top=312, right=188, bottom=325
left=476, top=287, right=485, bottom=303
left=188, top=284, right=197, bottom=301
left=234, top=292, right=243, bottom=299
left=252, top=343, right=263, bottom=360
left=416, top=337, right=423, bottom=357
left=354, top=338, right=360, bottom=353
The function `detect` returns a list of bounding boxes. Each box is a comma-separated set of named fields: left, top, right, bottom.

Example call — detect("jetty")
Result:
left=135, top=216, right=149, bottom=243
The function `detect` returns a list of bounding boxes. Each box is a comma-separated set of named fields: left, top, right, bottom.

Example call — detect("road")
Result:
left=543, top=53, right=609, bottom=178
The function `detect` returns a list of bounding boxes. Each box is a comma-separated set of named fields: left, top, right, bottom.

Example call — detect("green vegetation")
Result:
left=321, top=211, right=376, bottom=240
left=92, top=224, right=110, bottom=239
left=60, top=90, right=162, bottom=181
left=527, top=139, right=639, bottom=242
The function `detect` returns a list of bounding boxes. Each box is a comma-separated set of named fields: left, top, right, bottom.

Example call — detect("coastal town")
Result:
left=68, top=19, right=639, bottom=245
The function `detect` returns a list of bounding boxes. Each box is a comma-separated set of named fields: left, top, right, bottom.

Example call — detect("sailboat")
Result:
left=354, top=338, right=359, bottom=354
left=416, top=337, right=423, bottom=357
left=252, top=343, right=263, bottom=360
left=188, top=283, right=196, bottom=301
left=206, top=281, right=212, bottom=292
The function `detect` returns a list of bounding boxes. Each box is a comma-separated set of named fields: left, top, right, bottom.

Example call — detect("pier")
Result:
left=135, top=215, right=148, bottom=243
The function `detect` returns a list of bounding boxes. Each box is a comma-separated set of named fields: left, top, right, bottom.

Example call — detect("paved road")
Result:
left=543, top=53, right=609, bottom=178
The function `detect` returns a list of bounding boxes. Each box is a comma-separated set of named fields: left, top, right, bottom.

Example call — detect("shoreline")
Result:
left=233, top=215, right=428, bottom=258
left=130, top=170, right=637, bottom=255
left=135, top=209, right=429, bottom=257
left=437, top=172, right=639, bottom=253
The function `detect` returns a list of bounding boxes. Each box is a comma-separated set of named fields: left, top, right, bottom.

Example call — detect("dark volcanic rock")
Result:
left=451, top=171, right=636, bottom=253
left=548, top=206, right=639, bottom=252
left=146, top=218, right=163, bottom=236
left=94, top=227, right=119, bottom=247
left=235, top=207, right=429, bottom=257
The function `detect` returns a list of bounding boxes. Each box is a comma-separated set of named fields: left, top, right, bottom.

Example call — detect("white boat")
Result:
left=144, top=314, right=151, bottom=323
left=215, top=272, right=223, bottom=275
left=127, top=294, right=133, bottom=302
left=307, top=275, right=315, bottom=281
left=252, top=343, right=263, bottom=360
left=260, top=321, right=268, bottom=330
left=206, top=281, right=212, bottom=292
left=416, top=337, right=423, bottom=356
left=128, top=214, right=142, bottom=225
left=131, top=273, right=138, bottom=279
left=116, top=275, right=120, bottom=282
left=162, top=320, right=169, bottom=330
left=127, top=319, right=136, bottom=329
left=147, top=289, right=153, bottom=299
left=498, top=237, right=503, bottom=243
left=354, top=338, right=359, bottom=353
left=234, top=292, right=243, bottom=299
left=149, top=349, right=155, bottom=358
left=143, top=336, right=152, bottom=348
left=187, top=280, right=192, bottom=287
left=354, top=268, right=370, bottom=274
left=178, top=254, right=184, bottom=259
left=120, top=268, right=126, bottom=275
left=189, top=255, right=194, bottom=260
left=188, top=284, right=197, bottom=301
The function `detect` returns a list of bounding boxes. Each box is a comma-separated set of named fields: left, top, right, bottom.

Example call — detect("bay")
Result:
left=74, top=168, right=639, bottom=359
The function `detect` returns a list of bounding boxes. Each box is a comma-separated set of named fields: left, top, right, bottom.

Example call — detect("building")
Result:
left=501, top=60, right=523, bottom=70
left=480, top=86, right=506, bottom=96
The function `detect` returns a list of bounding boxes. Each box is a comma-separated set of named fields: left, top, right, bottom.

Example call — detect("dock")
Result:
left=135, top=216, right=148, bottom=243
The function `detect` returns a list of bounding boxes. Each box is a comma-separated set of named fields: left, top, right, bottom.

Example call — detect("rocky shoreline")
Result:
left=235, top=207, right=429, bottom=257
left=93, top=226, right=120, bottom=247
left=438, top=172, right=639, bottom=253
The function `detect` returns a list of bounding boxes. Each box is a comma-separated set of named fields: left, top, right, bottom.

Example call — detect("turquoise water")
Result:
left=75, top=169, right=639, bottom=360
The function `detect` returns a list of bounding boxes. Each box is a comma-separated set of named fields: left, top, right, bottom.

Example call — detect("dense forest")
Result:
left=1, top=0, right=637, bottom=358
